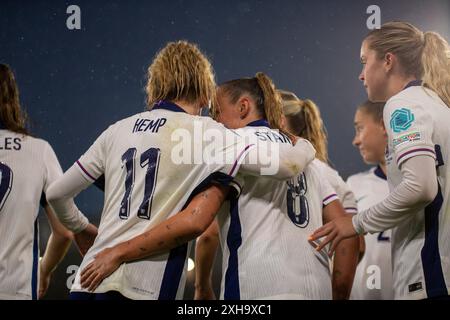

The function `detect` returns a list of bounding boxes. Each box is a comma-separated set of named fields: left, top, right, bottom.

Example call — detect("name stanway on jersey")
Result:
left=71, top=101, right=251, bottom=300
left=216, top=120, right=339, bottom=300
left=0, top=129, right=63, bottom=300
left=347, top=166, right=393, bottom=300
left=384, top=82, right=450, bottom=299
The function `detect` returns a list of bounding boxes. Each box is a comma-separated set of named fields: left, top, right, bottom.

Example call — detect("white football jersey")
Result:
left=384, top=81, right=450, bottom=299
left=347, top=166, right=393, bottom=300
left=216, top=121, right=339, bottom=300
left=0, top=129, right=63, bottom=300
left=70, top=101, right=252, bottom=300
left=314, top=160, right=357, bottom=214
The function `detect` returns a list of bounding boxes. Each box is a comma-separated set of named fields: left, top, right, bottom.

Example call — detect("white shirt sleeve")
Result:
left=46, top=164, right=92, bottom=233
left=384, top=98, right=436, bottom=167
left=203, top=120, right=316, bottom=181
left=318, top=161, right=357, bottom=214
left=319, top=172, right=339, bottom=207
left=76, top=126, right=111, bottom=182
left=240, top=137, right=316, bottom=180
left=352, top=155, right=438, bottom=234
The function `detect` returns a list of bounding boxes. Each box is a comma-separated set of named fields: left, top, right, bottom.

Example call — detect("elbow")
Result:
left=423, top=180, right=438, bottom=204
left=413, top=179, right=438, bottom=206
left=187, top=213, right=213, bottom=239
left=54, top=228, right=74, bottom=241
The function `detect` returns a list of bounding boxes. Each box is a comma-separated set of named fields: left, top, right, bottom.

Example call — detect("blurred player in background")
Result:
left=310, top=22, right=450, bottom=300
left=0, top=64, right=91, bottom=300
left=279, top=90, right=357, bottom=216
left=347, top=100, right=394, bottom=300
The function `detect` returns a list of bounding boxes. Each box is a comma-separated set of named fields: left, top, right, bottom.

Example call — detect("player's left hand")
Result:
left=309, top=215, right=358, bottom=257
left=80, top=247, right=121, bottom=292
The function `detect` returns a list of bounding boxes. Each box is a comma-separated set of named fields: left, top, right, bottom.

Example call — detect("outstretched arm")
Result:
left=240, top=137, right=316, bottom=180
left=194, top=220, right=220, bottom=300
left=310, top=155, right=437, bottom=255
left=80, top=184, right=229, bottom=291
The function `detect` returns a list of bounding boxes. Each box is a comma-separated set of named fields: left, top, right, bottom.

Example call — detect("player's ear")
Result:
left=238, top=97, right=250, bottom=119
left=384, top=52, right=395, bottom=73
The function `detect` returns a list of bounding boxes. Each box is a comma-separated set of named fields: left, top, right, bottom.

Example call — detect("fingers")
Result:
left=309, top=223, right=332, bottom=241
left=80, top=262, right=94, bottom=280
left=315, top=229, right=337, bottom=252
left=87, top=273, right=104, bottom=292
left=328, top=235, right=343, bottom=257
left=81, top=268, right=99, bottom=290
left=80, top=263, right=96, bottom=288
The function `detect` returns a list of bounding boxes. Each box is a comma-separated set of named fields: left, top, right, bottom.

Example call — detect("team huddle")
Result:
left=1, top=21, right=449, bottom=300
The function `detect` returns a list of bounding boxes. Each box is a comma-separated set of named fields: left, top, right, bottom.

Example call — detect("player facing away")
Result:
left=310, top=22, right=450, bottom=300
left=348, top=100, right=394, bottom=300
left=194, top=74, right=359, bottom=300
left=278, top=90, right=357, bottom=216
left=0, top=64, right=88, bottom=300
left=46, top=41, right=316, bottom=300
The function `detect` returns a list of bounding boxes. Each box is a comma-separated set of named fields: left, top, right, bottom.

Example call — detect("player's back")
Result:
left=217, top=122, right=336, bottom=300
left=72, top=102, right=248, bottom=300
left=385, top=85, right=450, bottom=299
left=0, top=129, right=57, bottom=300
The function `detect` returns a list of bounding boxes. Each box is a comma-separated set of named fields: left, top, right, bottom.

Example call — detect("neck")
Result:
left=242, top=112, right=264, bottom=127
left=378, top=161, right=387, bottom=176
left=385, top=74, right=417, bottom=100
left=173, top=100, right=201, bottom=116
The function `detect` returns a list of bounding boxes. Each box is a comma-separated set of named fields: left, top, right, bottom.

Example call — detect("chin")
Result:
left=367, top=91, right=386, bottom=103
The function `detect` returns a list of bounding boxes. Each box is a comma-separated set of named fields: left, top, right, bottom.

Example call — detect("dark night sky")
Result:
left=1, top=0, right=449, bottom=217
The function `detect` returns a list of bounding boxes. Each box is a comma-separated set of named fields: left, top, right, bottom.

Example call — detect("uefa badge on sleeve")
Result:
left=389, top=108, right=415, bottom=133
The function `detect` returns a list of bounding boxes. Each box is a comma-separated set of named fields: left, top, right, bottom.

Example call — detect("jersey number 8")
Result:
left=287, top=172, right=309, bottom=228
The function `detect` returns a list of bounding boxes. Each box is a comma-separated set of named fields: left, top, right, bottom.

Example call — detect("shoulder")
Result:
left=21, top=135, right=52, bottom=150
left=384, top=86, right=433, bottom=117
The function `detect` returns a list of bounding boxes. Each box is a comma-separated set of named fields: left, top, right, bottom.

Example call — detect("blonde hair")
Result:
left=279, top=90, right=329, bottom=163
left=217, top=72, right=285, bottom=129
left=366, top=21, right=450, bottom=107
left=0, top=64, right=28, bottom=135
left=145, top=41, right=216, bottom=109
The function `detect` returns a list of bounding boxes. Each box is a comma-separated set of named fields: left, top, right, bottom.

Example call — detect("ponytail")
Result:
left=254, top=72, right=284, bottom=130
left=422, top=31, right=450, bottom=107
left=280, top=90, right=329, bottom=163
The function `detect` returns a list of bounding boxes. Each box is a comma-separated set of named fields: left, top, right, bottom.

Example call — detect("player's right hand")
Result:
left=74, top=223, right=98, bottom=256
left=80, top=246, right=122, bottom=291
